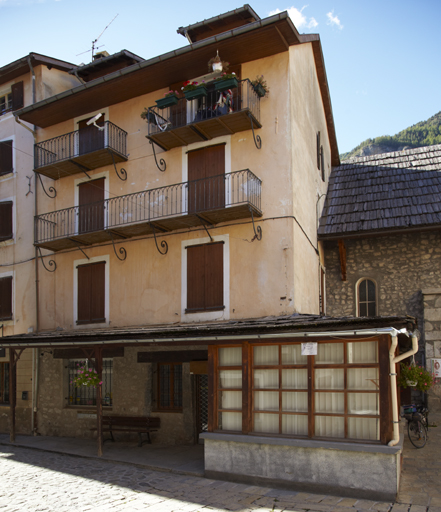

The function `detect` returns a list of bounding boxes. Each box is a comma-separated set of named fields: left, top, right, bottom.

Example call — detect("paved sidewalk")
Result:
left=0, top=413, right=439, bottom=512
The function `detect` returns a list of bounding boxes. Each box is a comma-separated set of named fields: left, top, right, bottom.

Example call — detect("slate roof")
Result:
left=318, top=144, right=441, bottom=239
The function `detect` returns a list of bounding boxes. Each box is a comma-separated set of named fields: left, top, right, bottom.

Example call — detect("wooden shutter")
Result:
left=187, top=242, right=223, bottom=312
left=11, top=82, right=24, bottom=111
left=188, top=144, right=225, bottom=213
left=0, top=140, right=13, bottom=176
left=78, top=178, right=105, bottom=233
left=77, top=261, right=105, bottom=324
left=320, top=146, right=325, bottom=181
left=317, top=132, right=321, bottom=170
left=0, top=202, right=13, bottom=241
left=0, top=276, right=12, bottom=320
left=78, top=115, right=105, bottom=155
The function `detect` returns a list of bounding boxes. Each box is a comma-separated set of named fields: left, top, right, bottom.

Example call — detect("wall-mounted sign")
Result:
left=301, top=342, right=317, bottom=356
left=432, top=358, right=441, bottom=378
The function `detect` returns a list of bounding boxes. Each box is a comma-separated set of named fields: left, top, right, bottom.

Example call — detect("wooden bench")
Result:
left=100, top=416, right=160, bottom=447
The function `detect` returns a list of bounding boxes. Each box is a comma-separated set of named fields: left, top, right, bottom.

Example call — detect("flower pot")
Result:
left=155, top=95, right=179, bottom=109
left=184, top=86, right=207, bottom=101
left=253, top=83, right=266, bottom=98
left=214, top=77, right=238, bottom=93
left=406, top=380, right=417, bottom=387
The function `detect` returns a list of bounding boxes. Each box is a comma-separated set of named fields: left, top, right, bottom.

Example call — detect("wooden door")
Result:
left=188, top=144, right=225, bottom=213
left=78, top=178, right=105, bottom=234
left=78, top=115, right=105, bottom=155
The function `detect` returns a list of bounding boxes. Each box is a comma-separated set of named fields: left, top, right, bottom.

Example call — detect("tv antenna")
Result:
left=76, top=14, right=119, bottom=59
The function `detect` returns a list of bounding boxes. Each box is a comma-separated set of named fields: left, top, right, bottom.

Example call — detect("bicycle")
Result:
left=402, top=404, right=429, bottom=448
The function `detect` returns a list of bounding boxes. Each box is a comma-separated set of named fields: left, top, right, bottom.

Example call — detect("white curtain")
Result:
left=347, top=368, right=379, bottom=390
left=315, top=416, right=344, bottom=438
left=219, top=370, right=242, bottom=389
left=281, top=345, right=307, bottom=364
left=254, top=346, right=279, bottom=365
left=220, top=390, right=242, bottom=409
left=282, top=414, right=308, bottom=435
left=315, top=368, right=344, bottom=389
left=220, top=412, right=242, bottom=431
left=282, top=392, right=308, bottom=412
left=282, top=369, right=308, bottom=389
left=348, top=417, right=379, bottom=440
left=347, top=341, right=378, bottom=364
left=254, top=413, right=279, bottom=433
left=347, top=393, right=378, bottom=415
left=254, top=369, right=279, bottom=389
left=315, top=392, right=344, bottom=413
left=219, top=347, right=242, bottom=366
left=254, top=391, right=279, bottom=411
left=316, top=343, right=344, bottom=364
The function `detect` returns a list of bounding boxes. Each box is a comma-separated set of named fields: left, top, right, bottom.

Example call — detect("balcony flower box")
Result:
left=253, top=83, right=266, bottom=98
left=155, top=94, right=179, bottom=109
left=184, top=85, right=207, bottom=101
left=214, top=77, right=238, bottom=93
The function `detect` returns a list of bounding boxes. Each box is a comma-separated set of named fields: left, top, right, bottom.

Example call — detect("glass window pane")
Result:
left=348, top=368, right=379, bottom=390
left=367, top=280, right=376, bottom=301
left=315, top=416, right=344, bottom=438
left=368, top=302, right=376, bottom=317
left=282, top=369, right=308, bottom=389
left=347, top=341, right=378, bottom=364
left=219, top=390, right=242, bottom=410
left=348, top=417, right=379, bottom=440
left=220, top=370, right=242, bottom=389
left=282, top=414, right=308, bottom=435
left=348, top=393, right=379, bottom=415
left=254, top=346, right=278, bottom=365
left=359, top=303, right=367, bottom=316
left=282, top=392, right=308, bottom=412
left=254, top=369, right=279, bottom=389
left=254, top=391, right=279, bottom=411
left=219, top=412, right=242, bottom=431
left=315, top=369, right=344, bottom=389
left=315, top=392, right=344, bottom=413
left=316, top=343, right=344, bottom=364
left=254, top=413, right=279, bottom=433
left=219, top=347, right=242, bottom=366
left=281, top=345, right=307, bottom=364
left=359, top=280, right=367, bottom=301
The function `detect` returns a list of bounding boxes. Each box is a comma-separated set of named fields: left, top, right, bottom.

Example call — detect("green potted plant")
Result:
left=251, top=75, right=269, bottom=97
left=155, top=90, right=179, bottom=109
left=182, top=80, right=207, bottom=101
left=397, top=363, right=434, bottom=392
left=214, top=72, right=239, bottom=93
left=71, top=361, right=102, bottom=388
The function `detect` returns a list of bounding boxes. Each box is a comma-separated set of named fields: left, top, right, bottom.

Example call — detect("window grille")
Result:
left=67, top=359, right=112, bottom=406
left=158, top=363, right=183, bottom=410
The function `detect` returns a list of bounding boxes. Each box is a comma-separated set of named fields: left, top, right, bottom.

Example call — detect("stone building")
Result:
left=319, top=144, right=441, bottom=410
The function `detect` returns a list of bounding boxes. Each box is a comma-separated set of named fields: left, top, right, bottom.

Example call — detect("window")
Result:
left=0, top=82, right=23, bottom=116
left=77, top=261, right=106, bottom=324
left=78, top=178, right=105, bottom=234
left=0, top=140, right=13, bottom=176
left=213, top=339, right=384, bottom=442
left=0, top=93, right=12, bottom=115
left=158, top=363, right=183, bottom=411
left=0, top=276, right=12, bottom=321
left=0, top=362, right=9, bottom=404
left=0, top=202, right=13, bottom=241
left=186, top=242, right=224, bottom=312
left=357, top=279, right=377, bottom=317
left=67, top=359, right=112, bottom=406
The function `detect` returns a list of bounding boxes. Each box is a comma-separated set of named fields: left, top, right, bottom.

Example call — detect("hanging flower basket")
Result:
left=214, top=77, right=238, bottom=93
left=71, top=361, right=102, bottom=388
left=397, top=362, right=434, bottom=392
left=155, top=95, right=179, bottom=109
left=184, top=85, right=207, bottom=101
left=253, top=83, right=266, bottom=98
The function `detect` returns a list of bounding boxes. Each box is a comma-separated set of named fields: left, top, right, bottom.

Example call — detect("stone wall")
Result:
left=422, top=289, right=441, bottom=410
left=324, top=231, right=441, bottom=410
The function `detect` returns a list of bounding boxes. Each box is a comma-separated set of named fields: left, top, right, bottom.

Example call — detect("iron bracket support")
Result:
left=37, top=247, right=57, bottom=272
left=149, top=223, right=168, bottom=255
left=249, top=206, right=262, bottom=241
left=69, top=160, right=92, bottom=179
left=36, top=172, right=57, bottom=198
left=247, top=112, right=262, bottom=150
left=195, top=215, right=214, bottom=242
left=108, top=231, right=127, bottom=261
left=149, top=140, right=166, bottom=172
left=107, top=149, right=127, bottom=181
left=68, top=239, right=90, bottom=260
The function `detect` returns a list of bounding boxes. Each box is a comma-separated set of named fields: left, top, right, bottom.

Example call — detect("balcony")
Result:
left=34, top=169, right=262, bottom=252
left=146, top=79, right=261, bottom=151
left=34, top=121, right=128, bottom=180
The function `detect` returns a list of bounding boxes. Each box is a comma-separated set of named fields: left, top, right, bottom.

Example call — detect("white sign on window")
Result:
left=432, top=359, right=441, bottom=378
left=301, top=342, right=317, bottom=356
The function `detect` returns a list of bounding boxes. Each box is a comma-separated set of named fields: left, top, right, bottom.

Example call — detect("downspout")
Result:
left=388, top=332, right=419, bottom=446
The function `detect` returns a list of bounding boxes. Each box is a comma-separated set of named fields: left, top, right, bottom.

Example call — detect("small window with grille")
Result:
left=157, top=363, right=183, bottom=411
left=67, top=359, right=113, bottom=406
left=357, top=278, right=377, bottom=317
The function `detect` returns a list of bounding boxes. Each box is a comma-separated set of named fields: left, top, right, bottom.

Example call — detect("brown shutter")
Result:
left=0, top=140, right=13, bottom=176
left=0, top=202, right=13, bottom=241
left=317, top=132, right=321, bottom=170
left=11, top=82, right=24, bottom=111
left=78, top=178, right=105, bottom=233
left=320, top=146, right=325, bottom=181
left=0, top=276, right=13, bottom=320
left=77, top=261, right=105, bottom=324
left=78, top=114, right=105, bottom=155
left=187, top=242, right=223, bottom=312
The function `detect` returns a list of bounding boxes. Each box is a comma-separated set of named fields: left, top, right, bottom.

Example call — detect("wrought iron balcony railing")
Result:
left=34, top=121, right=128, bottom=180
left=146, top=79, right=261, bottom=152
left=35, top=169, right=262, bottom=252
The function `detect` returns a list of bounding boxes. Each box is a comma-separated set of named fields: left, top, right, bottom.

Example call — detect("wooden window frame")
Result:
left=157, top=362, right=183, bottom=412
left=0, top=276, right=13, bottom=321
left=209, top=336, right=391, bottom=444
left=0, top=201, right=13, bottom=241
left=76, top=261, right=106, bottom=325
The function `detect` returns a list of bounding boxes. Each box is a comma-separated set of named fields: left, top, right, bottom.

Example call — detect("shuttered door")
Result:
left=187, top=242, right=223, bottom=312
left=188, top=144, right=225, bottom=213
left=77, top=261, right=105, bottom=324
left=0, top=202, right=12, bottom=241
left=0, top=276, right=13, bottom=320
left=0, top=140, right=13, bottom=176
left=78, top=115, right=105, bottom=155
left=11, top=82, right=24, bottom=111
left=78, top=178, right=105, bottom=233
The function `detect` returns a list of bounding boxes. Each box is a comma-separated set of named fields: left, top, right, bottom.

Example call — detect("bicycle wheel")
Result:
left=408, top=419, right=427, bottom=448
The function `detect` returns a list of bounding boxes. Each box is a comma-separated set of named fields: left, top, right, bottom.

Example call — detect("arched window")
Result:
left=357, top=279, right=377, bottom=317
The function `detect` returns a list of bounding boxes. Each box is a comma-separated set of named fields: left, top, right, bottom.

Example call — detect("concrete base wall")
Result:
left=201, top=433, right=402, bottom=501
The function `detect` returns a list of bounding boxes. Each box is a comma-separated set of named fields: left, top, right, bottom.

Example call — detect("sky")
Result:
left=1, top=0, right=440, bottom=154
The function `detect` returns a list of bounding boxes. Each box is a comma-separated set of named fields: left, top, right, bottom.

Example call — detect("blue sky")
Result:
left=1, top=0, right=440, bottom=154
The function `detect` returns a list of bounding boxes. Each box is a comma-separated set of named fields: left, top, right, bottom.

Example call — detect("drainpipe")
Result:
left=388, top=332, right=419, bottom=446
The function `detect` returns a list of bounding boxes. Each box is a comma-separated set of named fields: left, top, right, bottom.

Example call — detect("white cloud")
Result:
left=326, top=11, right=343, bottom=30
left=270, top=6, right=318, bottom=30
